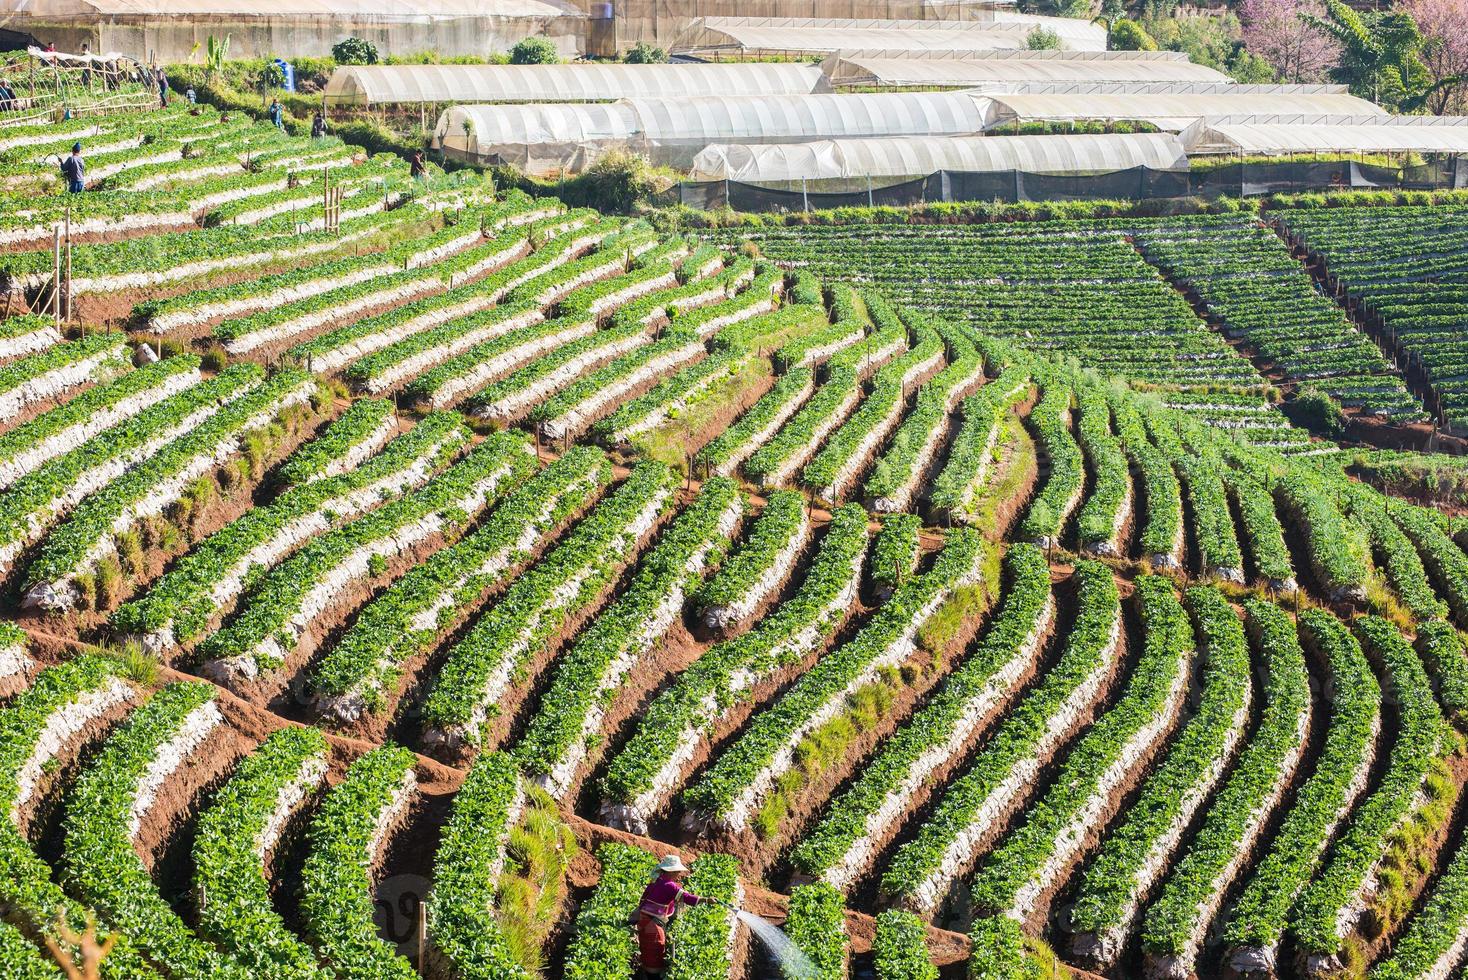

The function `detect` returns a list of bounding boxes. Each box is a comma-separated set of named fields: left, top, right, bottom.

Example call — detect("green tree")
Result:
left=623, top=41, right=668, bottom=63
left=1111, top=18, right=1158, bottom=49
left=205, top=34, right=231, bottom=76
left=1302, top=0, right=1430, bottom=108
left=510, top=36, right=560, bottom=64
left=332, top=36, right=379, bottom=65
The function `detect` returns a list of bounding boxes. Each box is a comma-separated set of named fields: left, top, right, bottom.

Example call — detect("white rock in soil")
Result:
left=12, top=677, right=136, bottom=827
left=537, top=497, right=742, bottom=801
left=0, top=369, right=200, bottom=491
left=822, top=595, right=1055, bottom=892
left=0, top=343, right=128, bottom=423
left=422, top=486, right=671, bottom=751
left=422, top=319, right=595, bottom=409
left=713, top=373, right=814, bottom=477
left=128, top=699, right=223, bottom=839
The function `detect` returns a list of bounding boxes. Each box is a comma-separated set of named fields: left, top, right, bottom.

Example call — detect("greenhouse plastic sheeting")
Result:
left=984, top=91, right=1385, bottom=130
left=433, top=90, right=994, bottom=173
left=1183, top=120, right=1468, bottom=155
left=324, top=61, right=828, bottom=106
left=671, top=15, right=1108, bottom=56
left=823, top=55, right=1231, bottom=88
left=667, top=157, right=1464, bottom=211
left=687, top=133, right=1189, bottom=182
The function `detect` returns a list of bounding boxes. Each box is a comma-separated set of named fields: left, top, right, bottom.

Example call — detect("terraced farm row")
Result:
left=4, top=102, right=1468, bottom=980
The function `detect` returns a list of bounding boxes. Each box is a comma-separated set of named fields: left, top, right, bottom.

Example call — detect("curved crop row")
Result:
left=786, top=883, right=848, bottom=980
left=1292, top=616, right=1444, bottom=967
left=880, top=560, right=1121, bottom=916
left=274, top=398, right=397, bottom=488
left=1017, top=384, right=1082, bottom=548
left=1415, top=620, right=1468, bottom=727
left=22, top=367, right=319, bottom=610
left=1140, top=599, right=1312, bottom=979
left=598, top=503, right=869, bottom=833
left=873, top=910, right=938, bottom=980
left=666, top=853, right=741, bottom=980
left=743, top=368, right=861, bottom=488
left=193, top=726, right=332, bottom=980
left=534, top=332, right=707, bottom=441
left=299, top=744, right=419, bottom=980
left=595, top=351, right=745, bottom=446
left=1224, top=469, right=1296, bottom=589
left=1112, top=397, right=1182, bottom=568
left=1275, top=470, right=1370, bottom=603
left=1069, top=582, right=1243, bottom=969
left=1172, top=453, right=1244, bottom=582
left=927, top=367, right=1029, bottom=524
left=198, top=431, right=532, bottom=684
left=312, top=445, right=610, bottom=722
left=111, top=411, right=469, bottom=652
left=563, top=844, right=659, bottom=980
left=870, top=513, right=922, bottom=601
left=1223, top=608, right=1381, bottom=972
left=62, top=681, right=248, bottom=980
left=791, top=543, right=1052, bottom=890
left=0, top=332, right=129, bottom=422
left=971, top=574, right=1193, bottom=924
left=517, top=477, right=742, bottom=798
left=421, top=461, right=678, bottom=749
left=428, top=751, right=528, bottom=980
left=1395, top=505, right=1468, bottom=627
left=683, top=528, right=984, bottom=832
left=466, top=322, right=651, bottom=423
left=1368, top=822, right=1468, bottom=980
left=1074, top=388, right=1131, bottom=556
left=0, top=657, right=160, bottom=980
left=1352, top=495, right=1444, bottom=620
left=802, top=328, right=945, bottom=503
left=0, top=354, right=200, bottom=492
left=694, top=489, right=807, bottom=633
left=694, top=368, right=814, bottom=477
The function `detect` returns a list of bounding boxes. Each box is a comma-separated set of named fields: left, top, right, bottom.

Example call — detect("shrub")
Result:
left=1283, top=385, right=1347, bottom=439
left=510, top=37, right=560, bottom=64
left=1026, top=26, right=1062, bottom=49
left=623, top=41, right=668, bottom=63
left=1111, top=18, right=1158, bottom=50
left=332, top=37, right=379, bottom=65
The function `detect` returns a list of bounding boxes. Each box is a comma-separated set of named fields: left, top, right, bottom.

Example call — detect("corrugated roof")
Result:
left=688, top=131, right=1189, bottom=181
left=983, top=90, right=1385, bottom=130
left=823, top=55, right=1231, bottom=87
left=1183, top=120, right=1468, bottom=154
left=672, top=14, right=1108, bottom=56
left=324, top=61, right=828, bottom=105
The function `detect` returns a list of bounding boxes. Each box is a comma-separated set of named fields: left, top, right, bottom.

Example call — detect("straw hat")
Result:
left=657, top=855, right=689, bottom=873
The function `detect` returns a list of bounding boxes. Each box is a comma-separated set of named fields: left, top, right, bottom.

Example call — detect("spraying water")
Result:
left=736, top=909, right=819, bottom=980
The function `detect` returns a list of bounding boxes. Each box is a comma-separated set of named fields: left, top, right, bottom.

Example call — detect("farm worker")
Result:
left=635, top=855, right=709, bottom=977
left=60, top=143, right=85, bottom=193
left=156, top=67, right=170, bottom=107
left=311, top=110, right=326, bottom=139
left=185, top=86, right=196, bottom=104
left=0, top=79, right=15, bottom=111
left=410, top=150, right=427, bottom=179
left=269, top=98, right=284, bottom=129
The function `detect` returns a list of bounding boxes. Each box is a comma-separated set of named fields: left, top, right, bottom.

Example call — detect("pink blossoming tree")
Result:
left=1238, top=0, right=1340, bottom=82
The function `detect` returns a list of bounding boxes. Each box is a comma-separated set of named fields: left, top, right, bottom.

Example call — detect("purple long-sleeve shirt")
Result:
left=638, top=875, right=706, bottom=921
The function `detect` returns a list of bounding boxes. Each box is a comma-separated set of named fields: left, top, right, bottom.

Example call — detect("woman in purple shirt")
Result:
left=636, top=855, right=708, bottom=976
